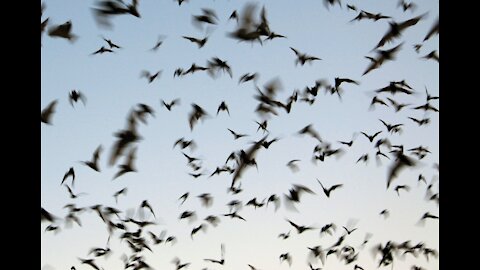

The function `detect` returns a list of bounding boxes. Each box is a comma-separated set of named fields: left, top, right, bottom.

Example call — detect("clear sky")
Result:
left=41, top=0, right=439, bottom=269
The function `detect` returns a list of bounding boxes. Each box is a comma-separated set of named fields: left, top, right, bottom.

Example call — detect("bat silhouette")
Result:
left=182, top=36, right=208, bottom=48
left=113, top=187, right=127, bottom=203
left=112, top=146, right=137, bottom=180
left=290, top=47, right=321, bottom=66
left=424, top=18, right=439, bottom=41
left=41, top=100, right=58, bottom=124
left=61, top=167, right=75, bottom=186
left=140, top=70, right=162, bottom=83
left=69, top=90, right=86, bottom=106
left=363, top=43, right=403, bottom=75
left=65, top=185, right=87, bottom=199
left=286, top=219, right=315, bottom=234
left=161, top=98, right=180, bottom=111
left=361, top=131, right=382, bottom=142
left=102, top=36, right=121, bottom=49
left=48, top=20, right=78, bottom=42
left=81, top=145, right=102, bottom=172
left=317, top=179, right=343, bottom=198
left=375, top=14, right=426, bottom=49
left=91, top=46, right=114, bottom=55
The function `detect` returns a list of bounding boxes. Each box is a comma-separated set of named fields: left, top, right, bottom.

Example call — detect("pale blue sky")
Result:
left=42, top=0, right=439, bottom=269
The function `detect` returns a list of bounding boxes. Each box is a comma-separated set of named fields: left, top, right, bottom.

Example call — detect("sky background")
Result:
left=41, top=0, right=439, bottom=269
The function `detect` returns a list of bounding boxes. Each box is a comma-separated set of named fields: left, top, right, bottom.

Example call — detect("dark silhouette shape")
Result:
left=408, top=116, right=430, bottom=126
left=228, top=128, right=248, bottom=140
left=173, top=68, right=184, bottom=77
left=398, top=0, right=417, bottom=12
left=425, top=86, right=439, bottom=101
left=376, top=81, right=414, bottom=95
left=278, top=231, right=290, bottom=239
left=41, top=100, right=58, bottom=124
left=370, top=96, right=389, bottom=110
left=174, top=137, right=196, bottom=151
left=347, top=4, right=357, bottom=11
left=69, top=90, right=87, bottom=106
left=246, top=197, right=266, bottom=209
left=112, top=146, right=137, bottom=180
left=81, top=145, right=102, bottom=172
left=413, top=43, right=423, bottom=53
left=223, top=211, right=246, bottom=221
left=286, top=159, right=300, bottom=172
left=188, top=104, right=209, bottom=130
left=284, top=184, right=315, bottom=211
left=286, top=219, right=315, bottom=234
left=307, top=245, right=326, bottom=265
left=361, top=131, right=382, bottom=142
left=207, top=57, right=233, bottom=78
left=227, top=4, right=271, bottom=44
left=88, top=247, right=111, bottom=257
left=421, top=50, right=439, bottom=62
left=41, top=207, right=57, bottom=223
left=266, top=194, right=280, bottom=211
left=229, top=10, right=238, bottom=23
left=394, top=185, right=411, bottom=196
left=61, top=167, right=75, bottom=186
left=183, top=63, right=209, bottom=76
left=320, top=223, right=337, bottom=236
left=48, top=20, right=78, bottom=42
left=204, top=244, right=225, bottom=265
left=356, top=153, right=369, bottom=164
left=140, top=200, right=156, bottom=218
left=191, top=224, right=206, bottom=239
left=65, top=185, right=87, bottom=199
left=290, top=47, right=321, bottom=66
left=113, top=187, right=127, bottom=203
left=374, top=14, right=426, bottom=49
left=108, top=112, right=142, bottom=166
left=178, top=192, right=189, bottom=205
left=363, top=43, right=403, bottom=75
left=412, top=102, right=439, bottom=113
left=192, top=8, right=218, bottom=28
left=238, top=72, right=258, bottom=84
left=297, top=124, right=322, bottom=142
left=205, top=215, right=220, bottom=227
left=421, top=212, right=438, bottom=220
left=174, top=0, right=188, bottom=6
left=182, top=36, right=208, bottom=48
left=197, top=193, right=213, bottom=208
left=140, top=70, right=162, bottom=83
left=343, top=226, right=357, bottom=235
left=217, top=101, right=230, bottom=115
left=264, top=32, right=286, bottom=41
left=334, top=77, right=359, bottom=91
left=78, top=258, right=101, bottom=270
left=101, top=37, right=121, bottom=49
left=230, top=135, right=267, bottom=188
left=172, top=257, right=190, bottom=270
left=161, top=98, right=180, bottom=111
left=91, top=46, right=114, bottom=55
left=317, top=179, right=343, bottom=198
left=279, top=252, right=292, bottom=266
left=150, top=35, right=165, bottom=51
left=387, top=151, right=417, bottom=188
left=92, top=0, right=141, bottom=28
left=387, top=98, right=411, bottom=112
left=424, top=18, right=439, bottom=41
left=379, top=119, right=403, bottom=134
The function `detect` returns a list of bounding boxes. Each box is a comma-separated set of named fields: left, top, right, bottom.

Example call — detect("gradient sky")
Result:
left=41, top=0, right=439, bottom=269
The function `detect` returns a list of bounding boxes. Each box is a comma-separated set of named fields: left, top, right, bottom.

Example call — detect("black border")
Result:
left=4, top=1, right=39, bottom=269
